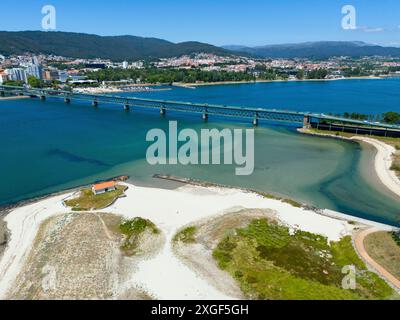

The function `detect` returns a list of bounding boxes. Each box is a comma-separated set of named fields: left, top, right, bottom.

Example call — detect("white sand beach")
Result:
left=0, top=182, right=366, bottom=300
left=352, top=136, right=400, bottom=198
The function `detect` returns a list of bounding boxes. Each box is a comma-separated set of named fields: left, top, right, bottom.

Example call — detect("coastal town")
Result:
left=1, top=52, right=400, bottom=94
left=1, top=0, right=400, bottom=307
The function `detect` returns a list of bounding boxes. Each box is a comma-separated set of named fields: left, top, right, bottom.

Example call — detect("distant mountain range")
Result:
left=0, top=31, right=229, bottom=61
left=1, top=31, right=400, bottom=61
left=223, top=41, right=400, bottom=59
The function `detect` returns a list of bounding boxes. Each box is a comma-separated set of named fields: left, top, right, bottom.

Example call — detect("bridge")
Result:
left=1, top=85, right=400, bottom=136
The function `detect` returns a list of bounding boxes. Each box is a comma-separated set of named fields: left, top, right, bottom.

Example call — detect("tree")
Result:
left=382, top=111, right=400, bottom=124
left=307, top=68, right=328, bottom=80
left=3, top=80, right=24, bottom=86
left=296, top=69, right=305, bottom=80
left=27, top=76, right=44, bottom=88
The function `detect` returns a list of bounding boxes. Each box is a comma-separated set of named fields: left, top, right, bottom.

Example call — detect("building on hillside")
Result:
left=43, top=70, right=60, bottom=81
left=6, top=68, right=28, bottom=83
left=59, top=71, right=69, bottom=83
left=122, top=61, right=129, bottom=69
left=0, top=71, right=8, bottom=84
left=26, top=63, right=43, bottom=79
left=91, top=181, right=117, bottom=195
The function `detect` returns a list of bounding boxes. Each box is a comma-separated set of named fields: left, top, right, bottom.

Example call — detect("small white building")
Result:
left=92, top=181, right=117, bottom=195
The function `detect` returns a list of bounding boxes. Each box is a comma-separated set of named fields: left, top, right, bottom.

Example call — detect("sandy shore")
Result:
left=298, top=128, right=400, bottom=199
left=179, top=76, right=383, bottom=88
left=0, top=96, right=31, bottom=101
left=353, top=137, right=400, bottom=198
left=0, top=181, right=378, bottom=299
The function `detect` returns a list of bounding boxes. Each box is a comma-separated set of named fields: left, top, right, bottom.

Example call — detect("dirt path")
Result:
left=95, top=214, right=113, bottom=240
left=354, top=228, right=400, bottom=290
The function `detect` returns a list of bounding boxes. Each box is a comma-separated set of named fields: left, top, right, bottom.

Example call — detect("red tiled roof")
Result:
left=92, top=181, right=116, bottom=191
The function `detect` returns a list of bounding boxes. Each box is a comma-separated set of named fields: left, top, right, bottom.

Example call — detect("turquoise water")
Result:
left=0, top=78, right=399, bottom=226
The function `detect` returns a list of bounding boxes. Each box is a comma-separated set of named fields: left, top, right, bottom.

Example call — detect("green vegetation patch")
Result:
left=173, top=226, right=197, bottom=244
left=364, top=231, right=400, bottom=281
left=64, top=185, right=126, bottom=211
left=119, top=217, right=160, bottom=255
left=213, top=219, right=397, bottom=300
left=392, top=232, right=400, bottom=246
left=257, top=192, right=303, bottom=208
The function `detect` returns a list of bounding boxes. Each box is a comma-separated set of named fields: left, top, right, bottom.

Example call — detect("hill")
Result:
left=0, top=31, right=229, bottom=61
left=223, top=41, right=400, bottom=59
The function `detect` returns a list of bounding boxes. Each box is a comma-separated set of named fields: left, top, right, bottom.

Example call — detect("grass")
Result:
left=173, top=226, right=197, bottom=244
left=119, top=217, right=160, bottom=255
left=64, top=185, right=126, bottom=211
left=213, top=219, right=398, bottom=300
left=364, top=231, right=400, bottom=281
left=392, top=232, right=400, bottom=246
left=257, top=191, right=303, bottom=208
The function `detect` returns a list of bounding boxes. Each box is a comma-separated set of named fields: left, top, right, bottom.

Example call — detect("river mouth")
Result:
left=1, top=80, right=400, bottom=227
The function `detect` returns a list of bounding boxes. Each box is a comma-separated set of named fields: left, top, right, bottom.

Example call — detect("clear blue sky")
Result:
left=1, top=0, right=400, bottom=46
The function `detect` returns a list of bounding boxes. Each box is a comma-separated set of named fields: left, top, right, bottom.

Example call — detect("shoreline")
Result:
left=178, top=75, right=389, bottom=88
left=0, top=96, right=31, bottom=101
left=66, top=75, right=399, bottom=93
left=298, top=128, right=400, bottom=199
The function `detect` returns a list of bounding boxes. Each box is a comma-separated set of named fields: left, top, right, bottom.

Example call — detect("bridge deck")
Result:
left=1, top=85, right=399, bottom=131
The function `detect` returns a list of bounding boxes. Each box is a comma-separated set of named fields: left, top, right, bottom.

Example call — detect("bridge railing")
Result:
left=1, top=85, right=399, bottom=130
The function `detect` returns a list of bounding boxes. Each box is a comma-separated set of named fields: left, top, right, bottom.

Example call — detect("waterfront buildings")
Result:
left=6, top=68, right=28, bottom=83
left=26, top=63, right=43, bottom=79
left=0, top=71, right=8, bottom=84
left=59, top=71, right=69, bottom=83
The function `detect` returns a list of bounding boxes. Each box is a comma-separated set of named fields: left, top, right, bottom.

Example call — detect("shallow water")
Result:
left=0, top=79, right=399, bottom=226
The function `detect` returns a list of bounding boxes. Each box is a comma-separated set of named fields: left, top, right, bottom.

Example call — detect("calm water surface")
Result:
left=0, top=78, right=399, bottom=226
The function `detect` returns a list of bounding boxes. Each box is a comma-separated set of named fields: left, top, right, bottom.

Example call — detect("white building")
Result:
left=0, top=73, right=8, bottom=84
left=131, top=61, right=144, bottom=69
left=26, top=63, right=43, bottom=79
left=6, top=68, right=28, bottom=83
left=91, top=181, right=117, bottom=195
left=122, top=61, right=129, bottom=69
left=59, top=71, right=69, bottom=83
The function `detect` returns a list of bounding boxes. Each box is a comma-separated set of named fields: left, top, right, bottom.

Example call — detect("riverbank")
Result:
left=73, top=86, right=171, bottom=94
left=177, top=75, right=383, bottom=88
left=0, top=96, right=31, bottom=101
left=298, top=128, right=400, bottom=199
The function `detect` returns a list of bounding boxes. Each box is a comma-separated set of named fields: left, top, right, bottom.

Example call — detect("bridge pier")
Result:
left=303, top=115, right=311, bottom=129
left=253, top=112, right=259, bottom=126
left=124, top=104, right=130, bottom=111
left=202, top=109, right=208, bottom=121
left=64, top=97, right=71, bottom=104
left=92, top=100, right=98, bottom=107
left=160, top=106, right=166, bottom=116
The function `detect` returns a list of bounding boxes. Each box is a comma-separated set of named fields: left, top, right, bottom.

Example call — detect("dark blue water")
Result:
left=0, top=78, right=399, bottom=226
left=130, top=78, right=400, bottom=115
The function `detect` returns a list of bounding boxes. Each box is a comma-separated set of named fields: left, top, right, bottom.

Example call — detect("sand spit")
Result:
left=0, top=181, right=394, bottom=299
